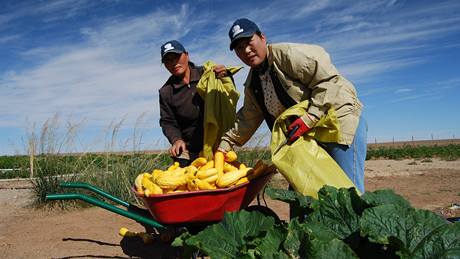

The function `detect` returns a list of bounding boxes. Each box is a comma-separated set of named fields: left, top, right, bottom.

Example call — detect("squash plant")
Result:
left=173, top=186, right=460, bottom=258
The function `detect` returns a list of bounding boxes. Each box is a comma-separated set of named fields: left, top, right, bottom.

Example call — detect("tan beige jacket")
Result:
left=219, top=43, right=362, bottom=151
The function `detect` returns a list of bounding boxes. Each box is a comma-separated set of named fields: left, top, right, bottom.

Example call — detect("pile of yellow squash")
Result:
left=134, top=151, right=269, bottom=197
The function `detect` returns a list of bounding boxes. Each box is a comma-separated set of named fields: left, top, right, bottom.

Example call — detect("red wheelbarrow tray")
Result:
left=134, top=167, right=276, bottom=225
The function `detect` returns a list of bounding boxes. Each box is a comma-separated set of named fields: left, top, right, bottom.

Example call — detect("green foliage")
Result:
left=174, top=186, right=460, bottom=258
left=360, top=204, right=448, bottom=258
left=236, top=149, right=271, bottom=167
left=306, top=186, right=362, bottom=239
left=0, top=155, right=29, bottom=168
left=174, top=210, right=281, bottom=258
left=173, top=209, right=358, bottom=259
left=0, top=155, right=29, bottom=179
left=366, top=144, right=460, bottom=160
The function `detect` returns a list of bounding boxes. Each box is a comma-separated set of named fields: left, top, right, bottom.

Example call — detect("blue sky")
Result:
left=1, top=0, right=460, bottom=155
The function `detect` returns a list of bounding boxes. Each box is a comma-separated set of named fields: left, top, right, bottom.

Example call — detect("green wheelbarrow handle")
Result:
left=46, top=182, right=165, bottom=229
left=59, top=182, right=130, bottom=207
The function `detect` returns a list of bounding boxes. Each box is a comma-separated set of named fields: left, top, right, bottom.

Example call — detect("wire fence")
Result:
left=0, top=168, right=24, bottom=174
left=369, top=135, right=460, bottom=147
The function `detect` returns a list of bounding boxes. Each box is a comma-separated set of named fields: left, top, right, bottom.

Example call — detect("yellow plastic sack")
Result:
left=271, top=100, right=359, bottom=198
left=196, top=61, right=242, bottom=160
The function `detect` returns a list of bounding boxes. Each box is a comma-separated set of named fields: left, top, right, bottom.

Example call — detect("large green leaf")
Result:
left=403, top=222, right=460, bottom=259
left=283, top=218, right=357, bottom=259
left=307, top=186, right=361, bottom=239
left=283, top=219, right=310, bottom=258
left=305, top=238, right=359, bottom=259
left=265, top=187, right=314, bottom=209
left=256, top=225, right=289, bottom=258
left=180, top=210, right=282, bottom=258
left=361, top=204, right=448, bottom=255
left=361, top=189, right=411, bottom=209
left=299, top=221, right=340, bottom=242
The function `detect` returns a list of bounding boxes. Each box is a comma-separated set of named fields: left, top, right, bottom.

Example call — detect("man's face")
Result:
left=163, top=52, right=189, bottom=77
left=233, top=33, right=267, bottom=68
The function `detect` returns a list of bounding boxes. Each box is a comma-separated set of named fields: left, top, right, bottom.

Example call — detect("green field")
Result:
left=366, top=143, right=460, bottom=160
left=1, top=144, right=458, bottom=207
left=1, top=144, right=459, bottom=180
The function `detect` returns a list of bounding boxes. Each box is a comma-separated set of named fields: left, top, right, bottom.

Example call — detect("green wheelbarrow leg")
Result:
left=46, top=182, right=165, bottom=229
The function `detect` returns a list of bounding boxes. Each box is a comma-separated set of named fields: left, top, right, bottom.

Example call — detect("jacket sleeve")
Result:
left=219, top=84, right=264, bottom=151
left=159, top=90, right=182, bottom=144
left=277, top=44, right=344, bottom=128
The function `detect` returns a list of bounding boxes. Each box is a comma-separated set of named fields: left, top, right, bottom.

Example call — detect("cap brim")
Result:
left=229, top=31, right=256, bottom=50
left=161, top=49, right=185, bottom=60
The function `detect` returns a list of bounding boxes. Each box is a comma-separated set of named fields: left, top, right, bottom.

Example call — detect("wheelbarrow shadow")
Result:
left=57, top=234, right=183, bottom=259
left=120, top=235, right=182, bottom=259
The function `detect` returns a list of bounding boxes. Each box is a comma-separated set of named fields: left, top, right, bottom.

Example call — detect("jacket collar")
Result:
left=267, top=44, right=274, bottom=68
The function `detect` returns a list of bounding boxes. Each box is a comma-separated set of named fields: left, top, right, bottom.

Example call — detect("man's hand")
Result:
left=287, top=117, right=311, bottom=143
left=169, top=139, right=187, bottom=157
left=213, top=65, right=228, bottom=78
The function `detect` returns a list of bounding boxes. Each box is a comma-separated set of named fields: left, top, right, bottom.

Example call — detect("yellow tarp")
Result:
left=196, top=61, right=242, bottom=160
left=271, top=100, right=359, bottom=198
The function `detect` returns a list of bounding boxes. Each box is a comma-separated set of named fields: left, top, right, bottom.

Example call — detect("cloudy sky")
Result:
left=1, top=0, right=459, bottom=155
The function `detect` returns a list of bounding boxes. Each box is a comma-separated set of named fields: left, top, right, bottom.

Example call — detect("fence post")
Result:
left=28, top=138, right=35, bottom=179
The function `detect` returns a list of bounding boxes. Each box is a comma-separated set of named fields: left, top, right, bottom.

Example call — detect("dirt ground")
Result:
left=1, top=158, right=459, bottom=259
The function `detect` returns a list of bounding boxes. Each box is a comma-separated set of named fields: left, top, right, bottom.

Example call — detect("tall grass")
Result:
left=25, top=115, right=173, bottom=208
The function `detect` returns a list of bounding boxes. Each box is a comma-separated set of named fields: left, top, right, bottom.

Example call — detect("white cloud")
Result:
left=389, top=93, right=430, bottom=103
left=339, top=57, right=422, bottom=82
left=435, top=78, right=460, bottom=89
left=0, top=34, right=21, bottom=44
left=0, top=0, right=96, bottom=30
left=394, top=88, right=413, bottom=94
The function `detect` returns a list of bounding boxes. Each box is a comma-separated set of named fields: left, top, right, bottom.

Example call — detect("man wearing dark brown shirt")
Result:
left=159, top=40, right=227, bottom=166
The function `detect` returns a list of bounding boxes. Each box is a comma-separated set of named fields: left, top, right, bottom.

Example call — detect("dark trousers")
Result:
left=173, top=157, right=191, bottom=168
left=172, top=152, right=199, bottom=168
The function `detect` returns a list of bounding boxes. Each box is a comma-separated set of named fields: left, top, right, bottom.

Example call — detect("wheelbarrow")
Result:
left=45, top=166, right=278, bottom=233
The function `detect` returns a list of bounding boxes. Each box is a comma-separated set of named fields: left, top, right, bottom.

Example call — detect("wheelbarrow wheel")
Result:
left=244, top=205, right=281, bottom=223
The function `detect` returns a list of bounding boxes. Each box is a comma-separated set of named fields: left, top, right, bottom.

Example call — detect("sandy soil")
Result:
left=1, top=158, right=459, bottom=259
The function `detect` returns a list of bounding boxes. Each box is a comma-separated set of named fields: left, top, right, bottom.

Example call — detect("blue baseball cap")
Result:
left=160, top=40, right=186, bottom=61
left=229, top=18, right=260, bottom=50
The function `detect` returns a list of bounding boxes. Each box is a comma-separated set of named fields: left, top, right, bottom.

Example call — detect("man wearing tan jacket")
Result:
left=217, top=18, right=367, bottom=193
